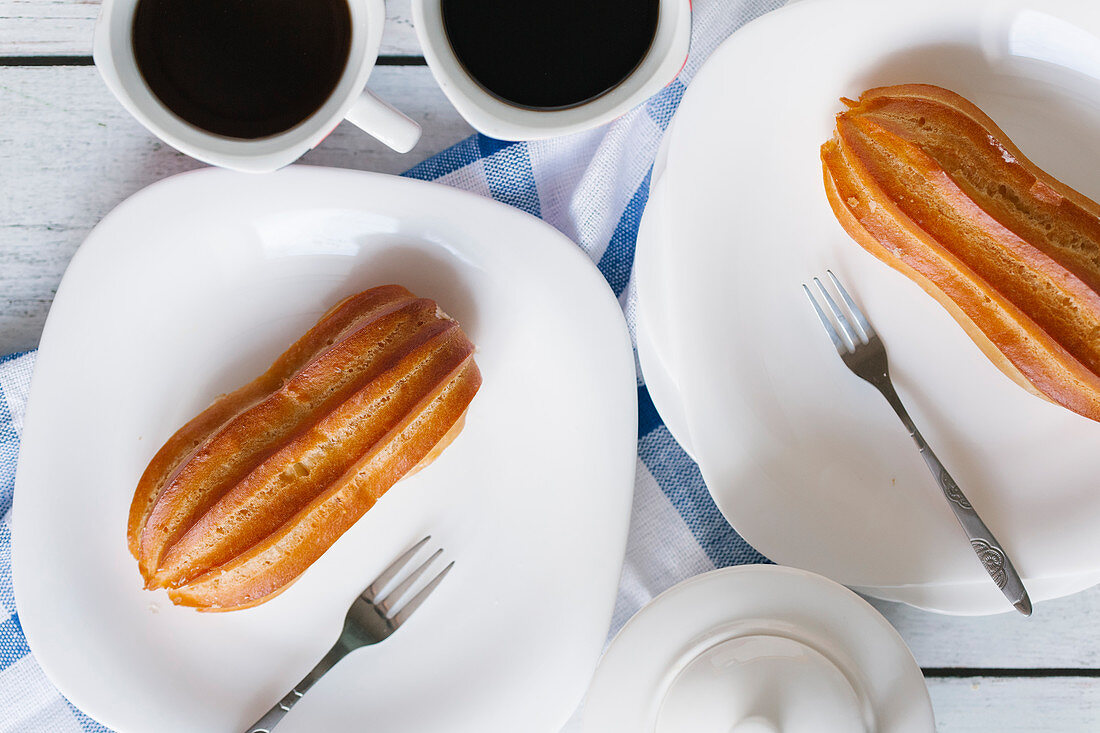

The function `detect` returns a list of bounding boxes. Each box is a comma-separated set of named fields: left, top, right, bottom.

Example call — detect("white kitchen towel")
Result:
left=0, top=0, right=783, bottom=729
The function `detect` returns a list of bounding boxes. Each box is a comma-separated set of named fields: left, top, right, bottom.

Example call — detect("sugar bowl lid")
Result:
left=582, top=566, right=933, bottom=733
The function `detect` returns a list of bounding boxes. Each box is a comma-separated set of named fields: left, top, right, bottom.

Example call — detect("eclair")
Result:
left=822, top=84, right=1100, bottom=422
left=128, top=285, right=481, bottom=610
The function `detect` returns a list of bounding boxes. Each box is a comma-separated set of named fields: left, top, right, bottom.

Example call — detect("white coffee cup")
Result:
left=412, top=0, right=691, bottom=140
left=93, top=0, right=421, bottom=172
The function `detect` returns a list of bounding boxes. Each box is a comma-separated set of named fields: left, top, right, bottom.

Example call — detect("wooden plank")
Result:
left=0, top=0, right=422, bottom=57
left=927, top=677, right=1100, bottom=731
left=872, top=584, right=1100, bottom=669
left=0, top=65, right=472, bottom=354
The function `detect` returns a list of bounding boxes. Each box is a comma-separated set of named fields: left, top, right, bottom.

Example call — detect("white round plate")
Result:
left=636, top=0, right=1100, bottom=614
left=582, top=566, right=934, bottom=732
left=13, top=167, right=637, bottom=733
left=639, top=171, right=1100, bottom=613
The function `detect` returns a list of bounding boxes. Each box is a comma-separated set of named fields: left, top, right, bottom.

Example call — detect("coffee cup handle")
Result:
left=346, top=90, right=421, bottom=153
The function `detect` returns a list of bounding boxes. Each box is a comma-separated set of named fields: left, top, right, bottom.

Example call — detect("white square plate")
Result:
left=13, top=167, right=637, bottom=732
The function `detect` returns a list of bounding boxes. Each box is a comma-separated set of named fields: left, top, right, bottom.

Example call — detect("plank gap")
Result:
left=0, top=55, right=93, bottom=66
left=923, top=667, right=1100, bottom=678
left=0, top=55, right=426, bottom=67
left=377, top=55, right=428, bottom=66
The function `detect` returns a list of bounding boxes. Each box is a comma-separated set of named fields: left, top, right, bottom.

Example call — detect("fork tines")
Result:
left=364, top=536, right=454, bottom=626
left=803, top=270, right=877, bottom=353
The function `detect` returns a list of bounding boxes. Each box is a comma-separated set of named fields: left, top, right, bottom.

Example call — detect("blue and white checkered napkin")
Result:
left=0, top=0, right=781, bottom=729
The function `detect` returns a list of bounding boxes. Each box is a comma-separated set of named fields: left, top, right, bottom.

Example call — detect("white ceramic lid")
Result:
left=582, top=566, right=934, bottom=733
left=656, top=634, right=869, bottom=733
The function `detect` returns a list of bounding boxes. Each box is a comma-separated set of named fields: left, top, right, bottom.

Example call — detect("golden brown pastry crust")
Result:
left=821, top=84, right=1100, bottom=422
left=128, top=285, right=481, bottom=610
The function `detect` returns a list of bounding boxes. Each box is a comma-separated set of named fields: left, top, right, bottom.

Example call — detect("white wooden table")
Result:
left=2, top=2, right=1099, bottom=730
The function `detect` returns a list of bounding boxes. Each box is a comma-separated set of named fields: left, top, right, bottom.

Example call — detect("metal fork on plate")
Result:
left=247, top=537, right=454, bottom=732
left=803, top=271, right=1032, bottom=616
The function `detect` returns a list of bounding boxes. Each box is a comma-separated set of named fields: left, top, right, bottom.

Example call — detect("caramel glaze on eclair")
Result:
left=822, top=83, right=1100, bottom=423
left=128, top=284, right=481, bottom=610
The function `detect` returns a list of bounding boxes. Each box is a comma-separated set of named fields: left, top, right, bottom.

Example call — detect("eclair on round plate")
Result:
left=822, top=83, right=1100, bottom=423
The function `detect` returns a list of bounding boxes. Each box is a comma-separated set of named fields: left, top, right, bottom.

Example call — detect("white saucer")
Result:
left=13, top=167, right=638, bottom=733
left=582, top=566, right=934, bottom=733
left=634, top=0, right=1100, bottom=614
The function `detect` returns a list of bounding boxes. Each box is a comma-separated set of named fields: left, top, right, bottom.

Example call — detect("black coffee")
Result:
left=132, top=0, right=352, bottom=139
left=441, top=0, right=659, bottom=110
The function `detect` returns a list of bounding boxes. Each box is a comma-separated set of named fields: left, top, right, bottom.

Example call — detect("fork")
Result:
left=803, top=271, right=1032, bottom=616
left=247, top=536, right=454, bottom=732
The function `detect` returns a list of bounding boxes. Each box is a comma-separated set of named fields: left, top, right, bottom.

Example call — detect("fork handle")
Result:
left=245, top=642, right=349, bottom=733
left=875, top=381, right=1032, bottom=616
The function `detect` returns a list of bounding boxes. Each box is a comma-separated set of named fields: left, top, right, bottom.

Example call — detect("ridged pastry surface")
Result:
left=128, top=284, right=481, bottom=610
left=821, top=83, right=1100, bottom=423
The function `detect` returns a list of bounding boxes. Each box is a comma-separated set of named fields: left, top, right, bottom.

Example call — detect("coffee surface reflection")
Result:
left=132, top=0, right=352, bottom=139
left=441, top=0, right=660, bottom=109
